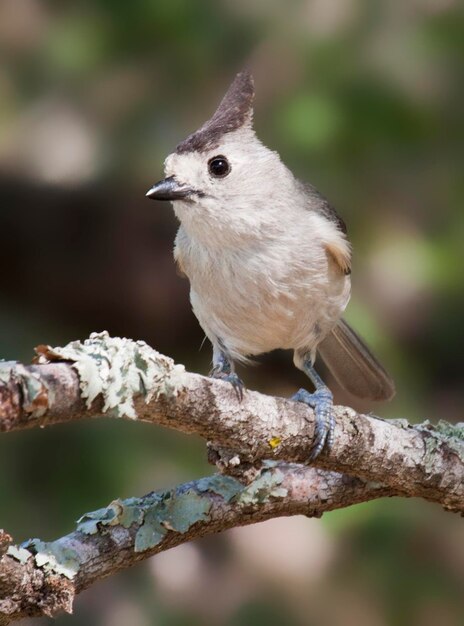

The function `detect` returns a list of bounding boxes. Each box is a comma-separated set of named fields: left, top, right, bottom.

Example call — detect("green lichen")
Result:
left=6, top=466, right=294, bottom=584
left=76, top=487, right=212, bottom=553
left=77, top=506, right=119, bottom=535
left=22, top=539, right=80, bottom=580
left=73, top=479, right=222, bottom=555
left=134, top=507, right=167, bottom=552
left=77, top=497, right=154, bottom=535
left=36, top=331, right=186, bottom=419
left=195, top=474, right=243, bottom=502
left=161, top=490, right=211, bottom=533
left=0, top=361, right=16, bottom=383
left=435, top=420, right=464, bottom=441
left=6, top=545, right=32, bottom=564
left=134, top=489, right=211, bottom=552
left=117, top=500, right=145, bottom=529
left=238, top=469, right=288, bottom=505
left=417, top=419, right=464, bottom=466
left=417, top=419, right=464, bottom=440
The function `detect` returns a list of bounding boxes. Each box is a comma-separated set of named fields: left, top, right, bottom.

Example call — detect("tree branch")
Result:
left=1, top=333, right=463, bottom=510
left=0, top=332, right=463, bottom=622
left=1, top=464, right=395, bottom=622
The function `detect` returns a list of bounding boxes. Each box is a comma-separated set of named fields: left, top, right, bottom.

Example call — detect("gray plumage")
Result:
left=296, top=178, right=348, bottom=237
left=318, top=319, right=395, bottom=400
left=147, top=70, right=395, bottom=404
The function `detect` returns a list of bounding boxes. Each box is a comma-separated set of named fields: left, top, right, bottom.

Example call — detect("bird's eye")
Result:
left=208, top=155, right=230, bottom=178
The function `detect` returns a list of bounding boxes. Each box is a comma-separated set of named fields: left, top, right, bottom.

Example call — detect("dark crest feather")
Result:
left=176, top=71, right=254, bottom=154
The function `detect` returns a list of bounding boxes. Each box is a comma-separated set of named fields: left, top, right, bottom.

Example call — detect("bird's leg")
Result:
left=210, top=346, right=244, bottom=401
left=291, top=356, right=334, bottom=461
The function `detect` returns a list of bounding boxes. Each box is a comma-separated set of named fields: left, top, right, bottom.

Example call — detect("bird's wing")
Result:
left=298, top=179, right=351, bottom=274
left=298, top=179, right=347, bottom=234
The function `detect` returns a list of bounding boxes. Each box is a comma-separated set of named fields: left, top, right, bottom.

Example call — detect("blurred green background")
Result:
left=1, top=0, right=463, bottom=624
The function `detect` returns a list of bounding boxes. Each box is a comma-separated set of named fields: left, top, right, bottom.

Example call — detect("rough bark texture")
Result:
left=0, top=334, right=463, bottom=622
left=1, top=465, right=396, bottom=623
left=1, top=358, right=463, bottom=511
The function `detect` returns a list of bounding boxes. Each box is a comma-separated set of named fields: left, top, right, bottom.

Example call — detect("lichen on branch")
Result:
left=0, top=332, right=464, bottom=623
left=0, top=333, right=463, bottom=511
left=0, top=464, right=391, bottom=622
left=35, top=331, right=186, bottom=418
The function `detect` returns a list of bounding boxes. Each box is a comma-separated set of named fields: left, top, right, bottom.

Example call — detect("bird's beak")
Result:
left=146, top=176, right=195, bottom=201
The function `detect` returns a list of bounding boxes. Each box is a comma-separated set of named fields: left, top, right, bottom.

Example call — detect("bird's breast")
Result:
left=174, top=227, right=351, bottom=361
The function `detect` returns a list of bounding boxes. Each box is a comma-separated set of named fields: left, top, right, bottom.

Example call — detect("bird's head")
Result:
left=146, top=71, right=294, bottom=242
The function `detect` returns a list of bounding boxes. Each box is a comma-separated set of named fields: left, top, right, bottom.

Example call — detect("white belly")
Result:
left=177, top=230, right=351, bottom=362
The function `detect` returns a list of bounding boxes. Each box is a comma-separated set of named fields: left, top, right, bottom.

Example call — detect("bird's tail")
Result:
left=317, top=319, right=395, bottom=401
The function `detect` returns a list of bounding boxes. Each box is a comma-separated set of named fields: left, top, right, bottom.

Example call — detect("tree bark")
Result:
left=0, top=333, right=463, bottom=622
left=0, top=465, right=396, bottom=622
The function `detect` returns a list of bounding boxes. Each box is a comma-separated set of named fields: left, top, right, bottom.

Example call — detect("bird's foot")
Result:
left=210, top=367, right=245, bottom=402
left=291, top=387, right=334, bottom=461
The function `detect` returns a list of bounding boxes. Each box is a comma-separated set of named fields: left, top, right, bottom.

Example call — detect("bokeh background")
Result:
left=1, top=0, right=463, bottom=624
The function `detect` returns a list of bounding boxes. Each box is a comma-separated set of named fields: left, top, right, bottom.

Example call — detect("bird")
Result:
left=146, top=70, right=395, bottom=460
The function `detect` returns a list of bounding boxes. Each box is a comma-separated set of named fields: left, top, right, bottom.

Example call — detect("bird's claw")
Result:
left=210, top=369, right=245, bottom=402
left=291, top=387, right=335, bottom=461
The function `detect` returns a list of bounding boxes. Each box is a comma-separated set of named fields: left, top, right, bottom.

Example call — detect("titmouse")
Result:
left=147, top=70, right=395, bottom=459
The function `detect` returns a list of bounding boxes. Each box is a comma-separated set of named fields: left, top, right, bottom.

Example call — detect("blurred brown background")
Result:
left=0, top=0, right=463, bottom=624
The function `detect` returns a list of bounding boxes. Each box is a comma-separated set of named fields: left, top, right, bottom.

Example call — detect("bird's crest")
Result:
left=176, top=70, right=254, bottom=154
